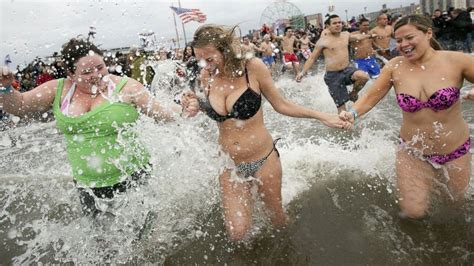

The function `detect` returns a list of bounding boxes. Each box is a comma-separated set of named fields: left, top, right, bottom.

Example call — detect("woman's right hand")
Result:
left=0, top=66, right=14, bottom=92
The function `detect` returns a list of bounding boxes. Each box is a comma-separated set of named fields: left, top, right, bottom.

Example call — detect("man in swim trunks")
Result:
left=296, top=14, right=373, bottom=113
left=371, top=13, right=395, bottom=60
left=258, top=34, right=276, bottom=71
left=351, top=18, right=381, bottom=79
left=275, top=26, right=301, bottom=78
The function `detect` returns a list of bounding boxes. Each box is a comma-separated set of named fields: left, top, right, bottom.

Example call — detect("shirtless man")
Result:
left=258, top=34, right=276, bottom=70
left=242, top=36, right=257, bottom=58
left=351, top=18, right=381, bottom=79
left=370, top=13, right=394, bottom=60
left=275, top=26, right=301, bottom=77
left=296, top=14, right=373, bottom=112
left=299, top=32, right=315, bottom=62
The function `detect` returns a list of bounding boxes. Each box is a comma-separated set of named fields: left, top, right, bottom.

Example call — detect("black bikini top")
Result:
left=199, top=67, right=262, bottom=122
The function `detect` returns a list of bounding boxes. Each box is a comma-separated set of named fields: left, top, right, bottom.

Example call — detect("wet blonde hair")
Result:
left=191, top=24, right=245, bottom=78
left=394, top=14, right=443, bottom=50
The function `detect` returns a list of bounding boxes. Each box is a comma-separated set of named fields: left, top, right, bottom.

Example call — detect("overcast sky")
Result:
left=0, top=0, right=417, bottom=67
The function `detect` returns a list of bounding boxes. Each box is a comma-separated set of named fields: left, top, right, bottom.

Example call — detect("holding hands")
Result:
left=321, top=113, right=353, bottom=129
left=339, top=110, right=355, bottom=124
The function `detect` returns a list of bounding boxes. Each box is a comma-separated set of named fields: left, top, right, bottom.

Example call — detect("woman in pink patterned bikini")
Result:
left=340, top=15, right=474, bottom=220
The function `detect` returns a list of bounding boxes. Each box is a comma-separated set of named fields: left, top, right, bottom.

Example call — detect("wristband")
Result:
left=348, top=108, right=358, bottom=121
left=0, top=85, right=14, bottom=94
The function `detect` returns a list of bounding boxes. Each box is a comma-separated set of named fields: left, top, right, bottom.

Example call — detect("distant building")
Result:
left=420, top=0, right=472, bottom=14
left=365, top=3, right=421, bottom=21
left=305, top=13, right=324, bottom=29
left=105, top=47, right=132, bottom=56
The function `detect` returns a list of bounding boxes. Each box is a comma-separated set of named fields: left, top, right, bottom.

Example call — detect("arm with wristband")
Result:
left=340, top=61, right=394, bottom=123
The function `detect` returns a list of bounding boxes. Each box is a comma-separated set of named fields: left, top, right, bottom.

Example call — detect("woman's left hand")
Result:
left=463, top=89, right=474, bottom=100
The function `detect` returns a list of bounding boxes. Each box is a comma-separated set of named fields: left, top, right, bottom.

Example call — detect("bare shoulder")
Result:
left=42, top=79, right=60, bottom=88
left=315, top=36, right=326, bottom=48
left=120, top=75, right=145, bottom=93
left=441, top=50, right=474, bottom=67
left=246, top=58, right=270, bottom=85
left=33, top=79, right=60, bottom=92
left=247, top=57, right=266, bottom=71
left=383, top=56, right=404, bottom=71
left=439, top=50, right=469, bottom=59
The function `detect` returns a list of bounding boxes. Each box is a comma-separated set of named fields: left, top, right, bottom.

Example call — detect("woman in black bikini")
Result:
left=186, top=24, right=351, bottom=241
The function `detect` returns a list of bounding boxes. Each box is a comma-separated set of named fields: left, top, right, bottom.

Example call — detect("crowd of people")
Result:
left=1, top=6, right=474, bottom=242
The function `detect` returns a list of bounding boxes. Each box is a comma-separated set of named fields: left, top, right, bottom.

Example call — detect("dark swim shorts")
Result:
left=324, top=66, right=358, bottom=107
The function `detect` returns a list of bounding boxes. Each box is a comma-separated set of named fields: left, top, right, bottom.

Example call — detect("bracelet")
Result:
left=0, top=85, right=14, bottom=95
left=348, top=108, right=358, bottom=121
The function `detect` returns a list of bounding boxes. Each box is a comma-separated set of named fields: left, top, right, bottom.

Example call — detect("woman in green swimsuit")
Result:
left=0, top=38, right=199, bottom=215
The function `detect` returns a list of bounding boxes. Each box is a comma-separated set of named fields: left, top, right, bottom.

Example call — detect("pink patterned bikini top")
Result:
left=396, top=87, right=460, bottom=113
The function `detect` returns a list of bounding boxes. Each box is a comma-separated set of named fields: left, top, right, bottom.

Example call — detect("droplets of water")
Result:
left=7, top=229, right=18, bottom=239
left=244, top=52, right=254, bottom=60
left=11, top=116, right=20, bottom=124
left=86, top=155, right=103, bottom=173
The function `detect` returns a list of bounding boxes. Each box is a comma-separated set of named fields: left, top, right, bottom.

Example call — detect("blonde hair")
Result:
left=394, top=14, right=443, bottom=50
left=191, top=24, right=245, bottom=78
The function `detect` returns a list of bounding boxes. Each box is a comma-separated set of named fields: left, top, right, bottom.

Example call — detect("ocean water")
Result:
left=0, top=70, right=472, bottom=264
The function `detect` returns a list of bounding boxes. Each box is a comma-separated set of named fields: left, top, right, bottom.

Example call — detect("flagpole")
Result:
left=178, top=0, right=188, bottom=45
left=172, top=5, right=181, bottom=49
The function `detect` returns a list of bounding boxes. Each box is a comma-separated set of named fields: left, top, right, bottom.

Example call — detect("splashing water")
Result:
left=0, top=71, right=473, bottom=264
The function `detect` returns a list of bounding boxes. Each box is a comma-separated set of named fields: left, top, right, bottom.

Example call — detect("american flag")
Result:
left=170, top=6, right=207, bottom=24
left=4, top=54, right=12, bottom=66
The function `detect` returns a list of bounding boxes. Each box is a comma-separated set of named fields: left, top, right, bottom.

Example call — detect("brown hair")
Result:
left=191, top=24, right=245, bottom=78
left=394, top=15, right=443, bottom=50
left=60, top=38, right=103, bottom=74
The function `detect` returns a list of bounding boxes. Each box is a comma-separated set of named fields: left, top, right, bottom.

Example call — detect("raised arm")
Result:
left=0, top=66, right=56, bottom=117
left=349, top=32, right=376, bottom=42
left=296, top=41, right=324, bottom=82
left=252, top=59, right=350, bottom=129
